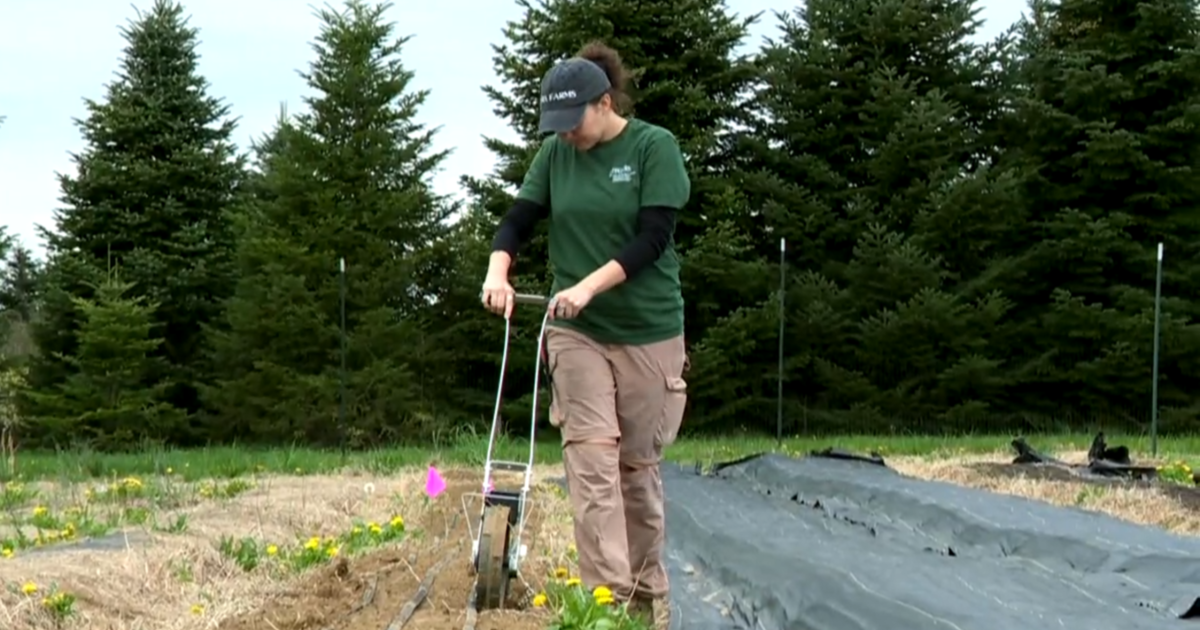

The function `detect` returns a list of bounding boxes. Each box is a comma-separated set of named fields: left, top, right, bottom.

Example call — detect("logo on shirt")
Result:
left=609, top=164, right=636, bottom=184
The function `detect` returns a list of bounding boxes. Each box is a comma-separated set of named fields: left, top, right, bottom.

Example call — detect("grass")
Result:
left=6, top=431, right=1198, bottom=483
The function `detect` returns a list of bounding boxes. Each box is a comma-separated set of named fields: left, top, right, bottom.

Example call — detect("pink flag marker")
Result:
left=425, top=466, right=446, bottom=499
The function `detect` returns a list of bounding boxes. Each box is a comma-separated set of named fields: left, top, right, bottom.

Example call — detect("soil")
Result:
left=216, top=468, right=560, bottom=630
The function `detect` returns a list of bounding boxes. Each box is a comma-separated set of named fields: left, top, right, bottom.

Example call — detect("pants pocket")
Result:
left=655, top=376, right=687, bottom=450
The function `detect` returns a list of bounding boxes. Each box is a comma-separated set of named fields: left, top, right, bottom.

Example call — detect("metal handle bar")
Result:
left=513, top=293, right=549, bottom=306
left=481, top=291, right=551, bottom=307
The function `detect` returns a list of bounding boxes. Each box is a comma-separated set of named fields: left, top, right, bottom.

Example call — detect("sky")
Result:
left=0, top=0, right=1028, bottom=257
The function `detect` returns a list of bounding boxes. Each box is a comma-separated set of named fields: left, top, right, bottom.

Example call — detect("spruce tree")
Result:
left=999, top=0, right=1200, bottom=426
left=1, top=245, right=42, bottom=323
left=23, top=268, right=179, bottom=450
left=30, top=0, right=243, bottom=435
left=205, top=0, right=456, bottom=444
left=728, top=0, right=1023, bottom=431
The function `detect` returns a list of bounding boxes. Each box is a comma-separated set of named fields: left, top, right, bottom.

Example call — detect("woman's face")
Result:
left=558, top=97, right=610, bottom=151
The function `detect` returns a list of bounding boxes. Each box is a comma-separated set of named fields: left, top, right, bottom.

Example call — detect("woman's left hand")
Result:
left=549, top=284, right=594, bottom=319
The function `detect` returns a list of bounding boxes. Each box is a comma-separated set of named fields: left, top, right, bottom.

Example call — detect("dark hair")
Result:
left=577, top=41, right=631, bottom=114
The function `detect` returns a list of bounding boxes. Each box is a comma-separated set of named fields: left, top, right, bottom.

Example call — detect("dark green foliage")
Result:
left=994, top=0, right=1200, bottom=427
left=27, top=0, right=243, bottom=438
left=23, top=268, right=180, bottom=450
left=1, top=244, right=42, bottom=323
left=204, top=0, right=457, bottom=445
left=16, top=0, right=1200, bottom=445
left=725, top=0, right=1028, bottom=431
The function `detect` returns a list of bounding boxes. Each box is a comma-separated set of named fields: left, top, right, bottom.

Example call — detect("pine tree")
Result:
left=729, top=0, right=1023, bottom=431
left=30, top=0, right=243, bottom=432
left=998, top=0, right=1200, bottom=427
left=205, top=0, right=456, bottom=444
left=23, top=268, right=179, bottom=450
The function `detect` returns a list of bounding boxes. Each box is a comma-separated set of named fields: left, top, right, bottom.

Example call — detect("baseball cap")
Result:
left=538, top=58, right=612, bottom=134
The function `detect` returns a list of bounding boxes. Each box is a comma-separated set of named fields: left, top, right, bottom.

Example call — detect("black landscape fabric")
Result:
left=662, top=453, right=1200, bottom=630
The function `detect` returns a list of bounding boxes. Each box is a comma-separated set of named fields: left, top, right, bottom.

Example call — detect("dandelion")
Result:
left=390, top=515, right=404, bottom=529
left=304, top=537, right=320, bottom=550
left=565, top=577, right=581, bottom=587
left=191, top=603, right=204, bottom=615
left=368, top=522, right=383, bottom=535
left=593, top=585, right=614, bottom=605
left=32, top=505, right=48, bottom=517
left=2, top=547, right=13, bottom=559
left=554, top=566, right=569, bottom=579
left=532, top=592, right=548, bottom=607
left=363, top=483, right=376, bottom=495
left=326, top=545, right=340, bottom=558
left=21, top=582, right=37, bottom=595
left=266, top=544, right=278, bottom=556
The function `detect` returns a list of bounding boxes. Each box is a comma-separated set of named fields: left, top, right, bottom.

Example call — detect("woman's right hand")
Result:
left=481, top=272, right=516, bottom=318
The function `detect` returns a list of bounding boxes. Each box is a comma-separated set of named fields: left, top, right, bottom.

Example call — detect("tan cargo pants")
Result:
left=545, top=325, right=688, bottom=602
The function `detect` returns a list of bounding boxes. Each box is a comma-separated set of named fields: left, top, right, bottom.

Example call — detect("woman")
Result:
left=480, top=41, right=689, bottom=625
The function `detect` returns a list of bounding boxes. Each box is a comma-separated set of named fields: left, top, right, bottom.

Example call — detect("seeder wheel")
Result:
left=475, top=504, right=512, bottom=609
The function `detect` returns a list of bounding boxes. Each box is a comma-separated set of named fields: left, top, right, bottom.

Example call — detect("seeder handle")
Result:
left=513, top=293, right=550, bottom=306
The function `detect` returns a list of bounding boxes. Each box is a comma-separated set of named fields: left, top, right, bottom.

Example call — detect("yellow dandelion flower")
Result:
left=266, top=544, right=278, bottom=556
left=532, top=593, right=548, bottom=607
left=565, top=577, right=581, bottom=587
left=305, top=536, right=320, bottom=550
left=390, top=515, right=404, bottom=529
left=326, top=545, right=340, bottom=558
left=191, top=603, right=204, bottom=615
left=32, top=505, right=47, bottom=517
left=21, top=582, right=36, bottom=595
left=1, top=547, right=13, bottom=559
left=554, top=566, right=569, bottom=579
left=592, top=585, right=613, bottom=601
left=369, top=523, right=383, bottom=534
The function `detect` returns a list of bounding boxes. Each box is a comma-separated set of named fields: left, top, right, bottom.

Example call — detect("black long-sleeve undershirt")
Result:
left=491, top=199, right=678, bottom=279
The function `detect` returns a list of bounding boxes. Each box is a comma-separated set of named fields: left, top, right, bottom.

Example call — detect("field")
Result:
left=0, top=432, right=1197, bottom=630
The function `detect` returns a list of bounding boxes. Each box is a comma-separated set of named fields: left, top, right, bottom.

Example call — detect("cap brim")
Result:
left=539, top=106, right=586, bottom=134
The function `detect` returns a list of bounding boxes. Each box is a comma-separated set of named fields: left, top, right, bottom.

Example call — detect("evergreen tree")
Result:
left=29, top=0, right=243, bottom=433
left=725, top=0, right=1022, bottom=431
left=997, top=0, right=1200, bottom=428
left=456, top=0, right=761, bottom=431
left=0, top=227, right=13, bottom=357
left=205, top=0, right=456, bottom=444
left=23, top=268, right=179, bottom=450
left=1, top=245, right=43, bottom=323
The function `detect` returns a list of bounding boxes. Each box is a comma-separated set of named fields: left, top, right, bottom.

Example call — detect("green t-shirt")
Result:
left=516, top=118, right=690, bottom=346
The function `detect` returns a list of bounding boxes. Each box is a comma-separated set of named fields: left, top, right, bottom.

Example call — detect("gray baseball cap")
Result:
left=538, top=58, right=612, bottom=134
